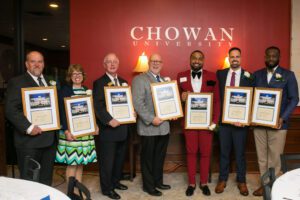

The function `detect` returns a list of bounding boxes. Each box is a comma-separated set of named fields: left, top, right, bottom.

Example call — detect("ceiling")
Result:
left=0, top=0, right=69, bottom=50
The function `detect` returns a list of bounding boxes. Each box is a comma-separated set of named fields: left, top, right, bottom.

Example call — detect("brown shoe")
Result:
left=253, top=186, right=263, bottom=196
left=237, top=182, right=249, bottom=196
left=215, top=181, right=226, bottom=194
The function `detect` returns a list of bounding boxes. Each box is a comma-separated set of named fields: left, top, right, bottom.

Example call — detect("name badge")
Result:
left=180, top=77, right=187, bottom=83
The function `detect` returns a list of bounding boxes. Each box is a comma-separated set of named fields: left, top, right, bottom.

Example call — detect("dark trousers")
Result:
left=16, top=145, right=56, bottom=186
left=140, top=134, right=169, bottom=191
left=98, top=139, right=127, bottom=194
left=218, top=125, right=248, bottom=183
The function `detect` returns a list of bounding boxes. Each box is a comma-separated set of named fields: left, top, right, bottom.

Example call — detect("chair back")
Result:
left=280, top=153, right=300, bottom=173
left=261, top=167, right=276, bottom=200
left=23, top=155, right=41, bottom=182
left=67, top=176, right=91, bottom=200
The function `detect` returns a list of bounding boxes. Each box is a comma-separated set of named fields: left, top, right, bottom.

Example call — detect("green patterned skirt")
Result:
left=55, top=130, right=97, bottom=165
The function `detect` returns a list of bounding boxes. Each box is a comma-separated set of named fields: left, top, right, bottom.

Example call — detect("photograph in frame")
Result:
left=64, top=96, right=97, bottom=138
left=222, top=86, right=253, bottom=125
left=22, top=86, right=60, bottom=131
left=151, top=80, right=183, bottom=120
left=251, top=87, right=282, bottom=128
left=104, top=86, right=136, bottom=124
left=185, top=93, right=213, bottom=129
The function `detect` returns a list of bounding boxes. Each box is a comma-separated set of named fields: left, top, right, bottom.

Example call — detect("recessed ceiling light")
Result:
left=42, top=38, right=48, bottom=41
left=49, top=3, right=59, bottom=8
left=61, top=45, right=66, bottom=48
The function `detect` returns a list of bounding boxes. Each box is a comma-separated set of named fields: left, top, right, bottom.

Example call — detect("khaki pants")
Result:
left=254, top=128, right=287, bottom=176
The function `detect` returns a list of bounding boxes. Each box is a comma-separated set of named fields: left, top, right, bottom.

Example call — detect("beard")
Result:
left=191, top=64, right=202, bottom=72
left=265, top=60, right=279, bottom=70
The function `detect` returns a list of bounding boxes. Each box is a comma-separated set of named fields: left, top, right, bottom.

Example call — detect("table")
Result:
left=0, top=176, right=70, bottom=200
left=272, top=168, right=300, bottom=200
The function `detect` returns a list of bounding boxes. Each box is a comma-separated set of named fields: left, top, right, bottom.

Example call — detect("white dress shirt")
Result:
left=267, top=65, right=279, bottom=83
left=106, top=72, right=120, bottom=86
left=226, top=67, right=242, bottom=87
left=191, top=69, right=202, bottom=92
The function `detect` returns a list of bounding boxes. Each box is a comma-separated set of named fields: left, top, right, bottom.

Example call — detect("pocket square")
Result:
left=207, top=80, right=216, bottom=86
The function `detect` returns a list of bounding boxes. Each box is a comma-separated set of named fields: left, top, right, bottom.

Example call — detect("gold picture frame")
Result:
left=185, top=93, right=213, bottom=130
left=251, top=87, right=282, bottom=128
left=21, top=86, right=60, bottom=131
left=64, top=95, right=97, bottom=138
left=150, top=80, right=183, bottom=120
left=104, top=86, right=136, bottom=124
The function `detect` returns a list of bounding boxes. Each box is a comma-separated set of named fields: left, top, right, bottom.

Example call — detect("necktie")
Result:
left=230, top=72, right=236, bottom=86
left=113, top=77, right=119, bottom=86
left=192, top=71, right=202, bottom=79
left=156, top=75, right=161, bottom=82
left=37, top=77, right=45, bottom=87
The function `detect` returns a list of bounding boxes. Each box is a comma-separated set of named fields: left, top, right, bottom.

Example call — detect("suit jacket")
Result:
left=177, top=69, right=220, bottom=125
left=217, top=68, right=254, bottom=123
left=132, top=71, right=170, bottom=136
left=5, top=72, right=56, bottom=148
left=93, top=73, right=128, bottom=141
left=254, top=66, right=299, bottom=129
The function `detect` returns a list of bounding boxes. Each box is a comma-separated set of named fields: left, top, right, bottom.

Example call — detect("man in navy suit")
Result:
left=93, top=53, right=128, bottom=199
left=5, top=51, right=57, bottom=185
left=215, top=47, right=254, bottom=196
left=252, top=46, right=299, bottom=196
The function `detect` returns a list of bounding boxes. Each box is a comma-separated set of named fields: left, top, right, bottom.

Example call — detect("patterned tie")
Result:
left=230, top=72, right=236, bottom=86
left=113, top=77, right=119, bottom=86
left=156, top=75, right=161, bottom=82
left=37, top=77, right=45, bottom=87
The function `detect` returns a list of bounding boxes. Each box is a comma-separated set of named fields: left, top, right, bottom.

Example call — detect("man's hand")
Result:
left=181, top=92, right=189, bottom=102
left=232, top=122, right=245, bottom=127
left=108, top=119, right=120, bottom=128
left=65, top=130, right=76, bottom=141
left=277, top=118, right=284, bottom=129
left=152, top=117, right=163, bottom=126
left=30, top=125, right=42, bottom=135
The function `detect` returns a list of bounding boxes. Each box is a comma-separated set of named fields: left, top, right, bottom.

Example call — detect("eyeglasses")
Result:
left=71, top=72, right=83, bottom=77
left=150, top=60, right=163, bottom=64
left=105, top=60, right=119, bottom=65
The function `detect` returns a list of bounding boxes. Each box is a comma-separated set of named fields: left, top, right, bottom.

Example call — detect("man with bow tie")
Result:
left=5, top=51, right=57, bottom=185
left=252, top=46, right=299, bottom=196
left=93, top=53, right=129, bottom=199
left=215, top=47, right=254, bottom=196
left=177, top=50, right=220, bottom=196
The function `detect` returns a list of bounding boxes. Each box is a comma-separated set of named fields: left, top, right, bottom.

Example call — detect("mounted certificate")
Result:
left=251, top=87, right=282, bottom=128
left=151, top=80, right=183, bottom=120
left=64, top=96, right=97, bottom=138
left=22, top=86, right=60, bottom=131
left=185, top=93, right=213, bottom=129
left=222, top=86, right=253, bottom=125
left=104, top=86, right=136, bottom=124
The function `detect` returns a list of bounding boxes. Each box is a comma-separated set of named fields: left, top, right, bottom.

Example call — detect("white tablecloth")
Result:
left=0, top=177, right=70, bottom=200
left=272, top=168, right=300, bottom=200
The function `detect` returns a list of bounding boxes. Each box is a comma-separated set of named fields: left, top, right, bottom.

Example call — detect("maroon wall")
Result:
left=70, top=0, right=290, bottom=88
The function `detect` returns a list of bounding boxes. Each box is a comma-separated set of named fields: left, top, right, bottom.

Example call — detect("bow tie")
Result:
left=192, top=71, right=202, bottom=79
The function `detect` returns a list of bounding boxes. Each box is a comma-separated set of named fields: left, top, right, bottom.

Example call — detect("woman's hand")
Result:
left=65, top=130, right=76, bottom=141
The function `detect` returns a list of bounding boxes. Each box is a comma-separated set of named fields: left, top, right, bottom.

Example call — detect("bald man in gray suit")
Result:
left=132, top=53, right=171, bottom=197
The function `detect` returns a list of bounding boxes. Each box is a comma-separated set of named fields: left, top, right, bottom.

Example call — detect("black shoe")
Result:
left=103, top=190, right=121, bottom=199
left=143, top=188, right=162, bottom=196
left=156, top=184, right=171, bottom=190
left=185, top=186, right=195, bottom=196
left=200, top=185, right=211, bottom=196
left=115, top=183, right=128, bottom=190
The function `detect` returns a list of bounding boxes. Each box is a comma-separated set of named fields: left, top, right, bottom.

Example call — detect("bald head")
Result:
left=25, top=51, right=45, bottom=77
left=103, top=53, right=119, bottom=76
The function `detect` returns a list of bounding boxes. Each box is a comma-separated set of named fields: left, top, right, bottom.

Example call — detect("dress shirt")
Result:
left=226, top=67, right=241, bottom=87
left=106, top=72, right=120, bottom=86
left=267, top=65, right=279, bottom=84
left=191, top=69, right=202, bottom=92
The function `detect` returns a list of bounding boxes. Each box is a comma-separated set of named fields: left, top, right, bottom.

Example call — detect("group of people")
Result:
left=4, top=46, right=299, bottom=199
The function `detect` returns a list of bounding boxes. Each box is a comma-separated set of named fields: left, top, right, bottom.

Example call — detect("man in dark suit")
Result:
left=252, top=46, right=299, bottom=196
left=5, top=51, right=57, bottom=185
left=93, top=53, right=128, bottom=200
left=177, top=50, right=220, bottom=196
left=215, top=47, right=254, bottom=196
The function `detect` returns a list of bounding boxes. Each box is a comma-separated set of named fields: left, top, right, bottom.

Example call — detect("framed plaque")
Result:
left=251, top=87, right=282, bottom=128
left=222, top=86, right=253, bottom=125
left=151, top=80, right=183, bottom=120
left=185, top=93, right=213, bottom=129
left=21, top=86, right=60, bottom=131
left=104, top=86, right=136, bottom=124
left=64, top=96, right=97, bottom=138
